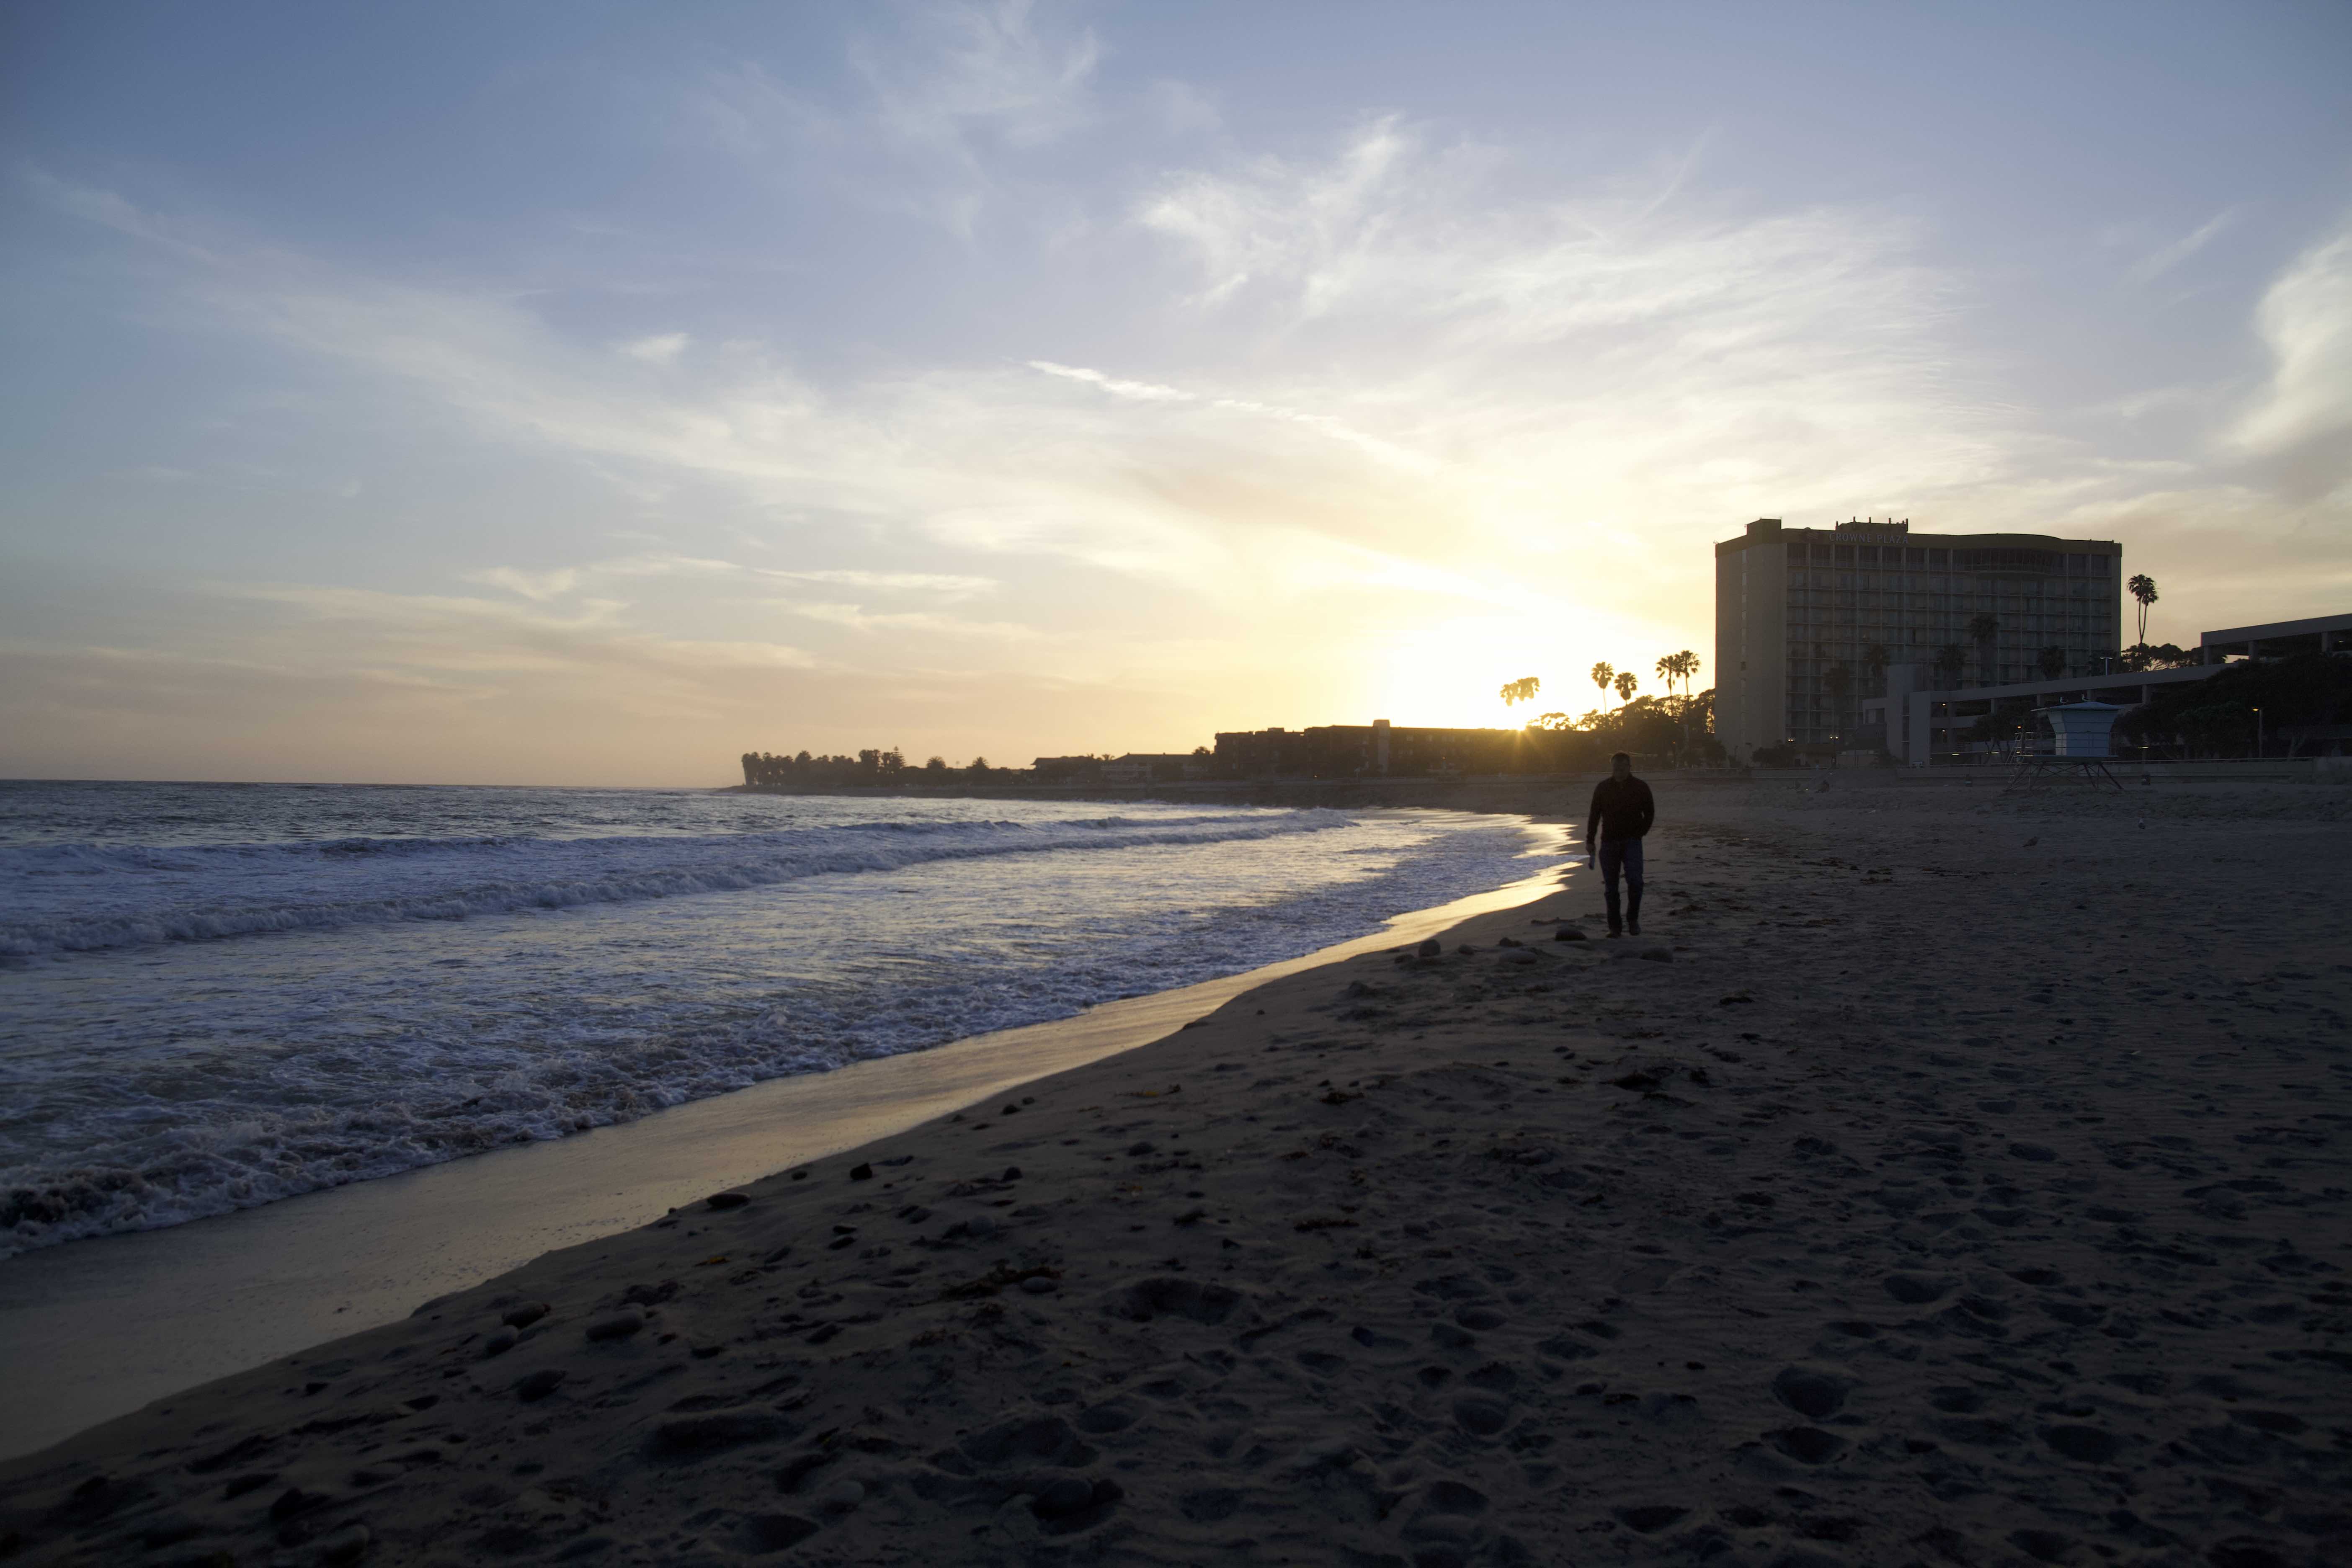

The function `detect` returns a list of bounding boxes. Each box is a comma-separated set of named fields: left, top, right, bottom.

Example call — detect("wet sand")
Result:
left=0, top=866, right=1568, bottom=1466
left=2, top=779, right=2347, bottom=1566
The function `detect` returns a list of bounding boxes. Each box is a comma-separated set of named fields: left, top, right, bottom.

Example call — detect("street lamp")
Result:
left=2252, top=707, right=2263, bottom=759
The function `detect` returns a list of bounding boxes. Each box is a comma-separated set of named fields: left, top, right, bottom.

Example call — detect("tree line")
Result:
left=1493, top=650, right=1725, bottom=766
left=2117, top=651, right=2351, bottom=759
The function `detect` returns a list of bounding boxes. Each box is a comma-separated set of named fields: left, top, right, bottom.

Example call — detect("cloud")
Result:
left=1026, top=359, right=1436, bottom=472
left=466, top=566, right=582, bottom=601
left=620, top=332, right=689, bottom=364
left=480, top=554, right=1001, bottom=601
left=1124, top=119, right=2017, bottom=532
left=764, top=567, right=998, bottom=597
left=35, top=145, right=2006, bottom=625
left=689, top=0, right=1101, bottom=236
left=36, top=105, right=2341, bottom=774
left=2230, top=217, right=2352, bottom=460
left=853, top=0, right=1100, bottom=156
left=775, top=601, right=1056, bottom=641
left=1028, top=359, right=1193, bottom=402
left=2124, top=208, right=2238, bottom=286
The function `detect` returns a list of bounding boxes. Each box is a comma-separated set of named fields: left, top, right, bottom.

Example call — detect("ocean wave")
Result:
left=0, top=789, right=1552, bottom=1258
left=0, top=867, right=1394, bottom=1257
left=0, top=811, right=1351, bottom=957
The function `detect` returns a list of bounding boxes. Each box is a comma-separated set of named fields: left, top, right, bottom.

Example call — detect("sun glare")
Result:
left=1357, top=602, right=1676, bottom=733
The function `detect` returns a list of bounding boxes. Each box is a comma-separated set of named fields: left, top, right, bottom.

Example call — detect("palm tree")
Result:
left=2127, top=574, right=2158, bottom=647
left=2036, top=645, right=2066, bottom=680
left=1498, top=676, right=1541, bottom=708
left=1932, top=643, right=1969, bottom=689
left=1590, top=661, right=1614, bottom=697
left=1655, top=650, right=1700, bottom=710
left=1614, top=670, right=1638, bottom=703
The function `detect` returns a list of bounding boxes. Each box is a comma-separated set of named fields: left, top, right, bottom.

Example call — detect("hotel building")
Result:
left=1713, top=517, right=2123, bottom=761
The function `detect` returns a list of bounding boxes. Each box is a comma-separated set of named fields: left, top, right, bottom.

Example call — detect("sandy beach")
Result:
left=4, top=777, right=2347, bottom=1567
left=0, top=866, right=1565, bottom=1465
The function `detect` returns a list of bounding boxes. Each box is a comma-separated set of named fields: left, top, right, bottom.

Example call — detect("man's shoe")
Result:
left=1605, top=928, right=1623, bottom=939
left=1627, top=921, right=1640, bottom=936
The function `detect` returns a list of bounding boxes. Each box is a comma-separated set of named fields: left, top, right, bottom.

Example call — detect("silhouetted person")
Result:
left=1585, top=751, right=1655, bottom=936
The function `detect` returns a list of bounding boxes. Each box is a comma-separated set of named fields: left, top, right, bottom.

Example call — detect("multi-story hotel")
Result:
left=1714, top=517, right=2122, bottom=761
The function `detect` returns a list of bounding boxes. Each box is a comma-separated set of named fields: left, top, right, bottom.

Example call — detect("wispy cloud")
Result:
left=2125, top=208, right=2239, bottom=286
left=619, top=332, right=689, bottom=364
left=23, top=149, right=2020, bottom=684
left=766, top=567, right=998, bottom=597
left=21, top=101, right=2341, bottom=781
left=2230, top=216, right=2352, bottom=462
left=852, top=0, right=1100, bottom=157
left=776, top=601, right=1056, bottom=641
left=690, top=0, right=1100, bottom=236
left=1028, top=359, right=1192, bottom=402
left=466, top=566, right=583, bottom=601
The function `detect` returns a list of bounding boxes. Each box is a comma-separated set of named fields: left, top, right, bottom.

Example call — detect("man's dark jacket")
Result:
left=1586, top=775, right=1656, bottom=841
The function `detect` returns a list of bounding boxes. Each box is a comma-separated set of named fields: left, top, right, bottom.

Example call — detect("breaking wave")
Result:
left=0, top=811, right=1347, bottom=957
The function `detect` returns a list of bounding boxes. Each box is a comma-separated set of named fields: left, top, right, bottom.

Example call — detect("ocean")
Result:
left=0, top=781, right=1561, bottom=1257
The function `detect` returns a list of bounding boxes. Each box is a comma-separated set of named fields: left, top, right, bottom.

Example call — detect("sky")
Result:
left=2, top=0, right=2348, bottom=785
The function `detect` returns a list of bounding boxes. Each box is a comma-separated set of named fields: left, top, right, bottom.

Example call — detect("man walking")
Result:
left=1584, top=750, right=1655, bottom=936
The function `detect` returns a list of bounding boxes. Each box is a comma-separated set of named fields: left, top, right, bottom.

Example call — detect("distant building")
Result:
left=1099, top=753, right=1203, bottom=784
left=1030, top=756, right=1102, bottom=784
left=1862, top=609, right=2352, bottom=763
left=1714, top=517, right=2123, bottom=762
left=1213, top=720, right=1553, bottom=779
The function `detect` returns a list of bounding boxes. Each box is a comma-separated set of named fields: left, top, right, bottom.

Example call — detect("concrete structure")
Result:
left=1212, top=721, right=1560, bottom=780
left=1860, top=608, right=2352, bottom=764
left=1861, top=665, right=2213, bottom=764
left=2200, top=613, right=2352, bottom=662
left=1714, top=516, right=2122, bottom=761
left=1099, top=753, right=1206, bottom=785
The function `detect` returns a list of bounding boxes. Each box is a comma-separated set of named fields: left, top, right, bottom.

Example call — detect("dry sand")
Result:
left=3, top=778, right=2347, bottom=1567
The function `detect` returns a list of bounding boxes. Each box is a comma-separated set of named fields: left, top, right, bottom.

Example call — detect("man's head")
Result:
left=1611, top=751, right=1632, bottom=781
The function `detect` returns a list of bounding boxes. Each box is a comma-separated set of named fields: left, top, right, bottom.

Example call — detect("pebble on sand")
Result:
left=584, top=1308, right=645, bottom=1342
left=513, top=1368, right=566, bottom=1402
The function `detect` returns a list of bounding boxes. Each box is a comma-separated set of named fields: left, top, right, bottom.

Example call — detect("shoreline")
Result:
left=4, top=780, right=2344, bottom=1566
left=0, top=851, right=1570, bottom=1464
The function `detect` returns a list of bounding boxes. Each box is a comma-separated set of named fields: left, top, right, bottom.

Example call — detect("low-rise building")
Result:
left=1030, top=755, right=1102, bottom=784
left=1213, top=720, right=1560, bottom=779
left=1099, top=753, right=1202, bottom=784
left=1860, top=610, right=2352, bottom=763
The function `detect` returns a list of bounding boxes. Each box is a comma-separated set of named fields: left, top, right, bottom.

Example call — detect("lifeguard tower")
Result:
left=2004, top=700, right=2126, bottom=792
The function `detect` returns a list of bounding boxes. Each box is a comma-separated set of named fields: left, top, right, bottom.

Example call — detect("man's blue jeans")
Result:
left=1598, top=836, right=1644, bottom=932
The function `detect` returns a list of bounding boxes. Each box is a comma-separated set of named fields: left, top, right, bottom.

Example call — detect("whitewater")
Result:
left=0, top=781, right=1560, bottom=1256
